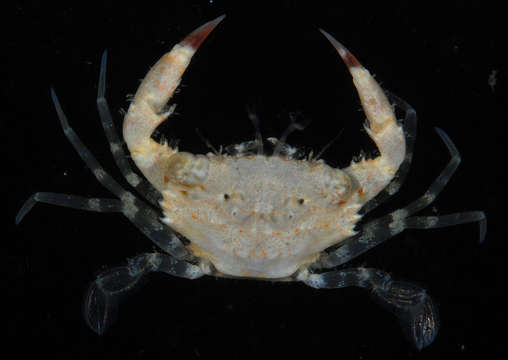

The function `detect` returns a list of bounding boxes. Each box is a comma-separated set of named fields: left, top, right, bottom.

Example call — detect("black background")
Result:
left=7, top=1, right=504, bottom=359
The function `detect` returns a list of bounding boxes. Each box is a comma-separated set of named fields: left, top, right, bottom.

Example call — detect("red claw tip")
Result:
left=319, top=29, right=362, bottom=69
left=181, top=14, right=226, bottom=50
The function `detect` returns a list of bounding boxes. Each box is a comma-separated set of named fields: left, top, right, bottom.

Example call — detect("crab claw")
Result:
left=320, top=30, right=405, bottom=205
left=123, top=15, right=226, bottom=191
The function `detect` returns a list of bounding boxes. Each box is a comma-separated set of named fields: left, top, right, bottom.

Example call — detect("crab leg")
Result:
left=300, top=267, right=439, bottom=350
left=83, top=252, right=204, bottom=334
left=97, top=51, right=161, bottom=207
left=123, top=15, right=225, bottom=191
left=319, top=128, right=487, bottom=268
left=320, top=30, right=405, bottom=203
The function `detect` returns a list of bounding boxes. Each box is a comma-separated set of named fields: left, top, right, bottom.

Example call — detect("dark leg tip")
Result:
left=372, top=280, right=440, bottom=350
left=82, top=265, right=144, bottom=334
left=82, top=279, right=118, bottom=335
left=400, top=293, right=440, bottom=350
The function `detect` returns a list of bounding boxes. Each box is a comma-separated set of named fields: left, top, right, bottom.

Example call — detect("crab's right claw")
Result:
left=319, top=29, right=405, bottom=206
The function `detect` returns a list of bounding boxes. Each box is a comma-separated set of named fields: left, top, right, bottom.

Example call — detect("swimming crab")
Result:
left=17, top=15, right=486, bottom=349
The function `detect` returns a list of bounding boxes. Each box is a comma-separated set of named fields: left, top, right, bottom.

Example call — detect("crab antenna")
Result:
left=195, top=128, right=220, bottom=155
left=273, top=112, right=309, bottom=156
left=313, top=128, right=344, bottom=161
left=246, top=106, right=263, bottom=154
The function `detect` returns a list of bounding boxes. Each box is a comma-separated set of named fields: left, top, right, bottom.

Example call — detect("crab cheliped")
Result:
left=17, top=15, right=486, bottom=349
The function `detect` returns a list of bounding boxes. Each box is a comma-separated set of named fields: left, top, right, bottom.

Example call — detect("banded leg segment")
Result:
left=120, top=192, right=188, bottom=258
left=16, top=89, right=188, bottom=259
left=84, top=252, right=204, bottom=334
left=51, top=88, right=127, bottom=198
left=320, top=128, right=486, bottom=268
left=320, top=30, right=405, bottom=204
left=301, top=267, right=439, bottom=350
left=15, top=193, right=122, bottom=225
left=97, top=50, right=162, bottom=207
left=321, top=211, right=486, bottom=268
left=16, top=192, right=189, bottom=259
left=123, top=15, right=225, bottom=191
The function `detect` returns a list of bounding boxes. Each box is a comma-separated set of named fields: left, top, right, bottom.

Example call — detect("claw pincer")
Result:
left=123, top=15, right=226, bottom=191
left=319, top=29, right=405, bottom=203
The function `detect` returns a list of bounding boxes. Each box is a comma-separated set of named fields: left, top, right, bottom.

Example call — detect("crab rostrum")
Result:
left=17, top=15, right=485, bottom=349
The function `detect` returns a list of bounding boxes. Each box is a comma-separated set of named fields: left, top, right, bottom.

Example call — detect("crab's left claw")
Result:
left=320, top=30, right=405, bottom=205
left=123, top=15, right=226, bottom=191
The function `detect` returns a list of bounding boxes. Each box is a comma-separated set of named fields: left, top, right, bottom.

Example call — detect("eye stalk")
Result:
left=165, top=152, right=210, bottom=186
left=322, top=168, right=353, bottom=204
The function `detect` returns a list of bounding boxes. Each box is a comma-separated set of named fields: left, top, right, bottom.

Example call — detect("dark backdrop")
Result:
left=7, top=1, right=504, bottom=359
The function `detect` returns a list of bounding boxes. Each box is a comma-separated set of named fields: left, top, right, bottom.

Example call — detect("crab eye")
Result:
left=322, top=168, right=353, bottom=201
left=298, top=198, right=305, bottom=205
left=165, top=152, right=209, bottom=186
left=224, top=194, right=230, bottom=200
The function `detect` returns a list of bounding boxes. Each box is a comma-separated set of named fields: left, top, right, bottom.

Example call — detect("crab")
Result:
left=17, top=15, right=486, bottom=349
